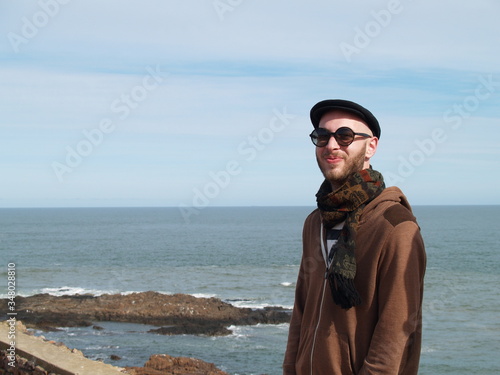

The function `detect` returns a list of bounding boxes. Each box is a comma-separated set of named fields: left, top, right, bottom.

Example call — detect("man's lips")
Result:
left=323, top=154, right=344, bottom=164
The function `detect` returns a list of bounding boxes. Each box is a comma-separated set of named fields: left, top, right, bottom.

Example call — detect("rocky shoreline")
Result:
left=0, top=320, right=233, bottom=375
left=1, top=291, right=291, bottom=335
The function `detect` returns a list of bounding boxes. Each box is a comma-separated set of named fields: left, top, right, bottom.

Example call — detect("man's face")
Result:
left=315, top=111, right=377, bottom=189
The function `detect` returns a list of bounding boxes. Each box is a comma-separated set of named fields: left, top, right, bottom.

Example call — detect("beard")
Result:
left=317, top=147, right=366, bottom=188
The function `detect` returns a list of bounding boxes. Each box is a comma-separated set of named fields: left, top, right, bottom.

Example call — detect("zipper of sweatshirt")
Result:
left=310, top=223, right=330, bottom=375
left=310, top=276, right=328, bottom=375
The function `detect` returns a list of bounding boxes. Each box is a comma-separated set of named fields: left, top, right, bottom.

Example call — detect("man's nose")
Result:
left=324, top=134, right=340, bottom=149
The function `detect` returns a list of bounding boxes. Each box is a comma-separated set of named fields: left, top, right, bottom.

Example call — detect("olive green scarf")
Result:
left=316, top=168, right=385, bottom=309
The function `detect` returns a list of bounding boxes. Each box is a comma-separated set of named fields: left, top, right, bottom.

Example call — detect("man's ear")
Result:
left=365, top=137, right=378, bottom=160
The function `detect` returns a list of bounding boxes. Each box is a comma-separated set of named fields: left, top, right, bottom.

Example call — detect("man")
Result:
left=283, top=100, right=426, bottom=375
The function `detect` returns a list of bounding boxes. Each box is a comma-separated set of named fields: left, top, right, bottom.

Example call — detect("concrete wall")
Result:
left=0, top=321, right=126, bottom=375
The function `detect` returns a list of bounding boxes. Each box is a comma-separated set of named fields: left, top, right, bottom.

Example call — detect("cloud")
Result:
left=0, top=0, right=499, bottom=207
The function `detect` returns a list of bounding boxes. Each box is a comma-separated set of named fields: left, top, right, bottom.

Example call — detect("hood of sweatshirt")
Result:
left=359, top=186, right=415, bottom=226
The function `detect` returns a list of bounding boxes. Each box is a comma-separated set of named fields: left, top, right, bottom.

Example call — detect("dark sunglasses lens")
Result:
left=335, top=127, right=355, bottom=146
left=311, top=129, right=329, bottom=146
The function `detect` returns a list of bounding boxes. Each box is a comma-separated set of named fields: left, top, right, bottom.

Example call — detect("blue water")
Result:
left=1, top=206, right=499, bottom=374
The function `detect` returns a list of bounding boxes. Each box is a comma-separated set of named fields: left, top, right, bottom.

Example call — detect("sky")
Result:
left=1, top=0, right=499, bottom=210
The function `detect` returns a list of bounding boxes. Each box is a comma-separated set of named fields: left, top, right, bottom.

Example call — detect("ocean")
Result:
left=1, top=206, right=499, bottom=374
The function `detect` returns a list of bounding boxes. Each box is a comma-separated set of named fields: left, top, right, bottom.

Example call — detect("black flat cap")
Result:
left=310, top=99, right=381, bottom=139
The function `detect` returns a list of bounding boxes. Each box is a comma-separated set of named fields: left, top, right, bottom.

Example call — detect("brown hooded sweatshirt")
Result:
left=283, top=187, right=426, bottom=375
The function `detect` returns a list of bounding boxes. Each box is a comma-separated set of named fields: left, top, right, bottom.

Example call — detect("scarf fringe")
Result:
left=328, top=272, right=362, bottom=309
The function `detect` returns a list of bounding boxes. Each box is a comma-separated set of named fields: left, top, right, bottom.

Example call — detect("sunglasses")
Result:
left=309, top=127, right=372, bottom=147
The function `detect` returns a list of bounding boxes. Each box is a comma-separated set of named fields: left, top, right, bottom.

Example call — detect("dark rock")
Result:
left=0, top=291, right=291, bottom=336
left=149, top=323, right=231, bottom=336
